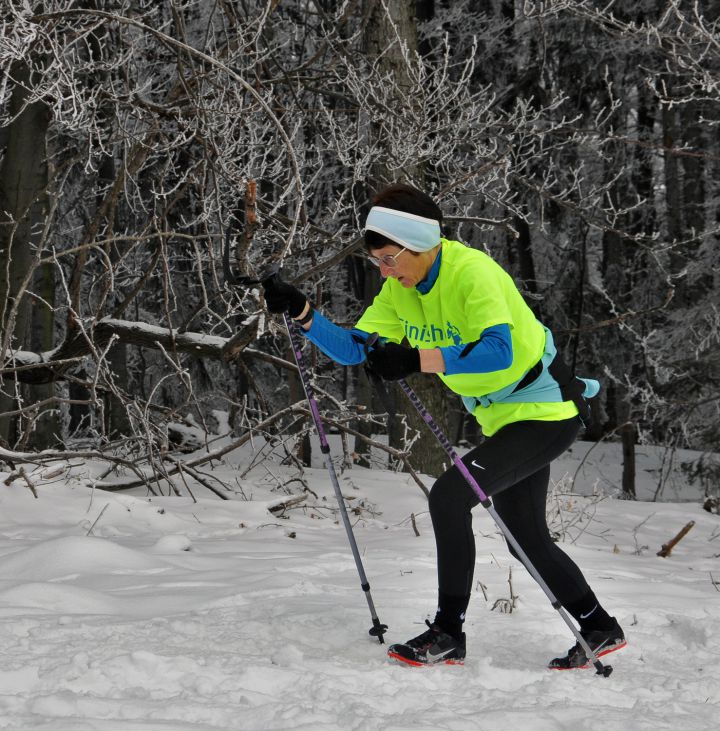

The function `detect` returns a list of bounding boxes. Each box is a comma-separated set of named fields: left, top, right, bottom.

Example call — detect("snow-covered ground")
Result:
left=1, top=437, right=718, bottom=730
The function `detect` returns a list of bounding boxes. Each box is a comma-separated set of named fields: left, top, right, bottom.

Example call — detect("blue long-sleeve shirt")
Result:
left=301, top=249, right=513, bottom=375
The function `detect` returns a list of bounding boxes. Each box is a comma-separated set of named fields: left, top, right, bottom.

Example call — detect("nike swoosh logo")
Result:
left=470, top=460, right=485, bottom=470
left=579, top=604, right=598, bottom=619
left=426, top=646, right=457, bottom=662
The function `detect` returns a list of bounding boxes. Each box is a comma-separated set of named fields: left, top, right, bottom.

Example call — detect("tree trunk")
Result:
left=512, top=217, right=538, bottom=299
left=353, top=262, right=383, bottom=467
left=360, top=0, right=451, bottom=478
left=0, top=60, right=52, bottom=447
left=24, top=259, right=60, bottom=449
left=680, top=100, right=708, bottom=296
left=102, top=344, right=132, bottom=439
left=621, top=422, right=636, bottom=499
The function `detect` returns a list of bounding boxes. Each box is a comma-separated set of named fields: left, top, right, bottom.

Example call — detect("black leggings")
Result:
left=429, top=416, right=590, bottom=606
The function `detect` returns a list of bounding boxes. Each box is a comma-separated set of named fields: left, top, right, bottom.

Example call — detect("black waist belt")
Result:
left=511, top=352, right=591, bottom=424
left=511, top=358, right=543, bottom=394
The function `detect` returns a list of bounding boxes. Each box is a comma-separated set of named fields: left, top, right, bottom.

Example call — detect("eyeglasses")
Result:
left=367, top=248, right=407, bottom=268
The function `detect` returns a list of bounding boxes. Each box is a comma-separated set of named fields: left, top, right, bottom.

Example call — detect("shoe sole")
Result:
left=388, top=650, right=465, bottom=667
left=548, top=639, right=627, bottom=670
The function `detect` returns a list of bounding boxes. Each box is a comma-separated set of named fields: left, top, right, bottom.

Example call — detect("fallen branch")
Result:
left=268, top=494, right=308, bottom=516
left=0, top=404, right=302, bottom=494
left=0, top=320, right=295, bottom=385
left=657, top=520, right=696, bottom=557
left=0, top=446, right=158, bottom=492
left=4, top=466, right=39, bottom=498
left=95, top=402, right=302, bottom=491
left=170, top=461, right=219, bottom=501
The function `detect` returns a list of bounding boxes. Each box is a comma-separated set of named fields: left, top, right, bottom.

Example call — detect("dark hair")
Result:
left=364, top=183, right=443, bottom=251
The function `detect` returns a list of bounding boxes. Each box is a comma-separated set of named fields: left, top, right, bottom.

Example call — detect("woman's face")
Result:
left=369, top=244, right=437, bottom=288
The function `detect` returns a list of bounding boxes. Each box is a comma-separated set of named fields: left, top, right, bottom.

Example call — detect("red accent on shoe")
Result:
left=388, top=651, right=465, bottom=667
left=548, top=640, right=627, bottom=671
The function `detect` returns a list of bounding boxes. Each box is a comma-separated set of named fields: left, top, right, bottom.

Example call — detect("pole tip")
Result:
left=369, top=622, right=388, bottom=644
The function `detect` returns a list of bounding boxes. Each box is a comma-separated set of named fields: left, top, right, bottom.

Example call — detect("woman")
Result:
left=262, top=183, right=626, bottom=669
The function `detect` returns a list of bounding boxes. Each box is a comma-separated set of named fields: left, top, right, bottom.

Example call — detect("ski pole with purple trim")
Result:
left=283, top=311, right=387, bottom=644
left=364, top=333, right=612, bottom=676
left=221, top=240, right=387, bottom=644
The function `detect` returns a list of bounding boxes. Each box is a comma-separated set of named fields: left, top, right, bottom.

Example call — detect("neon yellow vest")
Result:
left=355, top=239, right=577, bottom=436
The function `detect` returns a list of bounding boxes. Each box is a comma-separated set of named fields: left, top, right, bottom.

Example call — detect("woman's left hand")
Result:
left=366, top=342, right=421, bottom=380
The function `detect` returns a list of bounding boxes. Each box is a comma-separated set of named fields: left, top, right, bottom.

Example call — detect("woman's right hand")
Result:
left=366, top=341, right=421, bottom=380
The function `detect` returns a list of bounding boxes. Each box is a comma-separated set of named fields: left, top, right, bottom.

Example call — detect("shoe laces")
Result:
left=406, top=620, right=442, bottom=650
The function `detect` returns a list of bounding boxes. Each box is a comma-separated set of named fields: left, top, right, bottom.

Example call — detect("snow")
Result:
left=1, top=438, right=719, bottom=730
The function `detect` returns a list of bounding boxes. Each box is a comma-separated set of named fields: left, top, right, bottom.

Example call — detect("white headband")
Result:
left=364, top=206, right=441, bottom=252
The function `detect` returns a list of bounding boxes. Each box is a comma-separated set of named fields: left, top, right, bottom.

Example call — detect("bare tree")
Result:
left=0, top=0, right=717, bottom=497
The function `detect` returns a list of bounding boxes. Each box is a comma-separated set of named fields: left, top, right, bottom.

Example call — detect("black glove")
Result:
left=366, top=341, right=421, bottom=381
left=262, top=275, right=307, bottom=318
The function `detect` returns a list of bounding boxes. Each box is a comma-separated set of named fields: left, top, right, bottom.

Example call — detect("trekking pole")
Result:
left=403, top=379, right=612, bottom=675
left=364, top=336, right=612, bottom=675
left=221, top=227, right=387, bottom=644
left=283, top=312, right=388, bottom=644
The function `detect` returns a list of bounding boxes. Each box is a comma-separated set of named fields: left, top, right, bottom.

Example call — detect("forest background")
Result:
left=1, top=0, right=718, bottom=500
